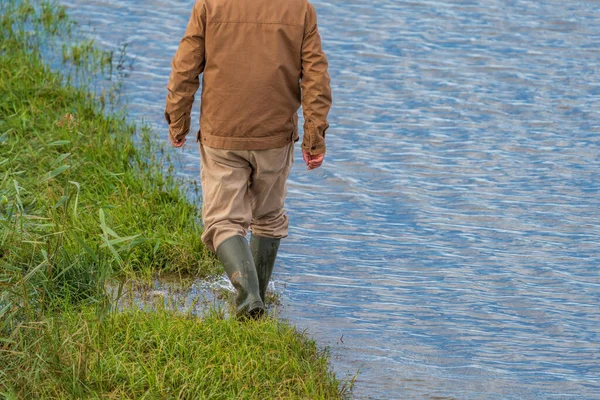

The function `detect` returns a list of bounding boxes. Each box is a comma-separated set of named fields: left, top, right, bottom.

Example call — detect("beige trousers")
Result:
left=199, top=143, right=294, bottom=252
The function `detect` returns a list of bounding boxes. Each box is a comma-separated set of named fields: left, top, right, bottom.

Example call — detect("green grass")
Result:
left=1, top=307, right=346, bottom=399
left=0, top=1, right=350, bottom=398
left=0, top=0, right=219, bottom=320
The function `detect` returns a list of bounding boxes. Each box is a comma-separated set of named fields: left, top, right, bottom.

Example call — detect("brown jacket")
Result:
left=165, top=0, right=332, bottom=155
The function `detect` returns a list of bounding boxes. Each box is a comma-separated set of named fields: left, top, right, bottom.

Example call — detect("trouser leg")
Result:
left=199, top=143, right=293, bottom=311
left=199, top=145, right=263, bottom=317
left=248, top=143, right=294, bottom=300
left=248, top=142, right=294, bottom=239
left=199, top=144, right=252, bottom=253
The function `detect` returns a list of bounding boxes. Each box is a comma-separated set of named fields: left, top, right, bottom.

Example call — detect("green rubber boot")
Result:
left=250, top=235, right=280, bottom=303
left=216, top=235, right=265, bottom=318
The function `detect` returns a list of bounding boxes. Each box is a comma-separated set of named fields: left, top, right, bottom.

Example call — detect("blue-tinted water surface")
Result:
left=59, top=0, right=599, bottom=398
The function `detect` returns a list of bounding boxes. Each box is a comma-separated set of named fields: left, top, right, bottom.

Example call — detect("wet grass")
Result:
left=2, top=307, right=346, bottom=399
left=0, top=1, right=349, bottom=398
left=0, top=0, right=219, bottom=316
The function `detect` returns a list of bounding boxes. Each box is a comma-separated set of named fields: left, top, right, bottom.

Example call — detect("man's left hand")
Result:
left=170, top=135, right=186, bottom=148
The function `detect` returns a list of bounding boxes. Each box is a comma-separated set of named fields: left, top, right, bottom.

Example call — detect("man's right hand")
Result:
left=302, top=149, right=324, bottom=170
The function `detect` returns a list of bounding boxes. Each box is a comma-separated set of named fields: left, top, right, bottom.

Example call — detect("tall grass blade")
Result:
left=68, top=180, right=80, bottom=218
left=99, top=209, right=123, bottom=266
left=52, top=153, right=71, bottom=166
left=12, top=180, right=23, bottom=213
left=41, top=165, right=70, bottom=182
left=47, top=140, right=70, bottom=147
left=22, top=259, right=48, bottom=283
left=53, top=195, right=68, bottom=209
left=98, top=208, right=120, bottom=239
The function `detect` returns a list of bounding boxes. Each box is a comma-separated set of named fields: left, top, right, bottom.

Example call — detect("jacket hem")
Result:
left=200, top=130, right=299, bottom=150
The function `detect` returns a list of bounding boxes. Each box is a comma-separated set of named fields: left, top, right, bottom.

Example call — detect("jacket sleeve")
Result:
left=300, top=2, right=332, bottom=156
left=165, top=0, right=207, bottom=143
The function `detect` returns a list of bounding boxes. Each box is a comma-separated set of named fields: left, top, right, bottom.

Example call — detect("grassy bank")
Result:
left=2, top=307, right=346, bottom=399
left=0, top=1, right=348, bottom=398
left=0, top=0, right=220, bottom=316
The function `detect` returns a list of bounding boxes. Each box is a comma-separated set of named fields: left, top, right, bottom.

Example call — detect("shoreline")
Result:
left=0, top=1, right=350, bottom=398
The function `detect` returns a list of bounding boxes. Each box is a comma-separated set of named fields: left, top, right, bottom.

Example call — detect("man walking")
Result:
left=165, top=0, right=331, bottom=318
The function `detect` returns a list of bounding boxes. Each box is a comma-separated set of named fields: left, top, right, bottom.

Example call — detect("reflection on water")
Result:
left=60, top=0, right=599, bottom=398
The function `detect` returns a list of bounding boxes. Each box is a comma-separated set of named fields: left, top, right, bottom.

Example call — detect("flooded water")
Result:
left=59, top=0, right=599, bottom=398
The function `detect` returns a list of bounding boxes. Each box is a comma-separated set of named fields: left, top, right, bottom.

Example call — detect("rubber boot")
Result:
left=216, top=235, right=265, bottom=319
left=250, top=235, right=280, bottom=303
